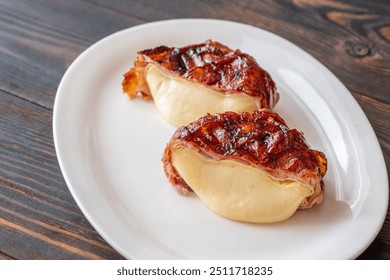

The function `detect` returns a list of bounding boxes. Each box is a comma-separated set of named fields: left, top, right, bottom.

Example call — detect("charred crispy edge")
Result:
left=122, top=68, right=139, bottom=98
left=122, top=55, right=152, bottom=99
left=139, top=45, right=172, bottom=56
left=315, top=151, right=328, bottom=177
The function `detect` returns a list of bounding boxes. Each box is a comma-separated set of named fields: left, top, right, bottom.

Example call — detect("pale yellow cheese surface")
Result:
left=145, top=64, right=258, bottom=127
left=172, top=147, right=314, bottom=223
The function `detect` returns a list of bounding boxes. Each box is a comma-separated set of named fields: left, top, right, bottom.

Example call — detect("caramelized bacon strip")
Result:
left=122, top=40, right=279, bottom=108
left=162, top=110, right=327, bottom=209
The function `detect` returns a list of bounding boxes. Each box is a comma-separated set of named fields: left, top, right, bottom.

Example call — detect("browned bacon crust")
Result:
left=162, top=110, right=327, bottom=209
left=122, top=40, right=279, bottom=108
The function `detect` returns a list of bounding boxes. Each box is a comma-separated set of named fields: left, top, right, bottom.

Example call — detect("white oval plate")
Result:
left=53, top=19, right=388, bottom=259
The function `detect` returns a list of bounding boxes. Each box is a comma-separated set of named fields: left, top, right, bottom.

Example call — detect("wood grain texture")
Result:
left=0, top=91, right=124, bottom=259
left=0, top=0, right=143, bottom=109
left=0, top=0, right=389, bottom=259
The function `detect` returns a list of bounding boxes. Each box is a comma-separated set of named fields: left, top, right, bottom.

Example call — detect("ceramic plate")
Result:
left=53, top=19, right=388, bottom=259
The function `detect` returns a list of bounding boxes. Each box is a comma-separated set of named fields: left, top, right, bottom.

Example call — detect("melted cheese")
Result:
left=172, top=147, right=314, bottom=223
left=145, top=64, right=258, bottom=127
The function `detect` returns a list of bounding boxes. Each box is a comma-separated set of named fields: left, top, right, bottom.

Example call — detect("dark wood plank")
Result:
left=0, top=251, right=16, bottom=260
left=80, top=0, right=390, bottom=259
left=0, top=91, right=124, bottom=259
left=1, top=0, right=388, bottom=108
left=88, top=0, right=390, bottom=102
left=0, top=0, right=144, bottom=109
left=0, top=0, right=388, bottom=259
left=354, top=93, right=390, bottom=146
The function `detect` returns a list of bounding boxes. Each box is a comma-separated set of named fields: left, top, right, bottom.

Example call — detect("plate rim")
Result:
left=53, top=18, right=389, bottom=259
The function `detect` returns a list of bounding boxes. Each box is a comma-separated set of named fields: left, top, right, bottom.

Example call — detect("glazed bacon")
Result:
left=163, top=110, right=327, bottom=209
left=122, top=40, right=279, bottom=109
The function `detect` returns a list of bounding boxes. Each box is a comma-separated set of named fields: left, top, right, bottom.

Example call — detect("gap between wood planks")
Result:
left=0, top=89, right=53, bottom=112
left=0, top=250, right=16, bottom=260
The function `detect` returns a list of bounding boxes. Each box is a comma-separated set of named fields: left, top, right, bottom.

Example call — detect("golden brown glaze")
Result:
left=122, top=55, right=151, bottom=100
left=163, top=110, right=327, bottom=208
left=122, top=40, right=279, bottom=108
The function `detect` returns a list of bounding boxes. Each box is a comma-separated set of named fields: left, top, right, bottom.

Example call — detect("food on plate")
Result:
left=162, top=110, right=327, bottom=223
left=122, top=40, right=279, bottom=126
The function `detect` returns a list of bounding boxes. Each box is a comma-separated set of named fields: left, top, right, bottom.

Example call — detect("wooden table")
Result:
left=0, top=0, right=389, bottom=260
